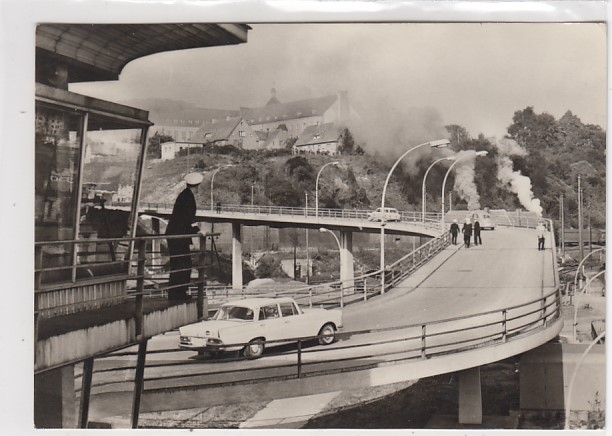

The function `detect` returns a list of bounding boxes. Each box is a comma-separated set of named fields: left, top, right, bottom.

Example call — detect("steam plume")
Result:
left=452, top=150, right=481, bottom=210
left=494, top=138, right=543, bottom=217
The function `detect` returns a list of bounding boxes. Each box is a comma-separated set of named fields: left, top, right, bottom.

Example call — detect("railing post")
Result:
left=309, top=288, right=313, bottom=308
left=502, top=309, right=507, bottom=342
left=363, top=281, right=368, bottom=301
left=421, top=325, right=427, bottom=359
left=297, top=340, right=302, bottom=378
left=135, top=239, right=146, bottom=337
left=197, top=234, right=206, bottom=320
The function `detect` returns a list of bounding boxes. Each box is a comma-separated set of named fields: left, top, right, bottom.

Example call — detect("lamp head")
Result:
left=475, top=150, right=488, bottom=157
left=332, top=161, right=341, bottom=166
left=429, top=139, right=451, bottom=148
left=319, top=227, right=328, bottom=233
left=445, top=156, right=456, bottom=161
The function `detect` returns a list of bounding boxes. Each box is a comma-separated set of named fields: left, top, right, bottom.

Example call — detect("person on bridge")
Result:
left=536, top=221, right=546, bottom=251
left=165, top=172, right=203, bottom=300
left=450, top=219, right=460, bottom=245
left=216, top=201, right=222, bottom=214
left=462, top=217, right=472, bottom=248
left=473, top=219, right=482, bottom=246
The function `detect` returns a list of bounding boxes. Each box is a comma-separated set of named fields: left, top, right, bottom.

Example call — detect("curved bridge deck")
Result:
left=86, top=226, right=561, bottom=419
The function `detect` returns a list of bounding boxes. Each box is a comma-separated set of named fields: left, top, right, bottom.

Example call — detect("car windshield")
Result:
left=216, top=305, right=254, bottom=321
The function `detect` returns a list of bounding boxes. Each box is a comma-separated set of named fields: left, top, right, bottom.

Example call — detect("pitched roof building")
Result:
left=240, top=90, right=352, bottom=139
left=293, top=123, right=345, bottom=155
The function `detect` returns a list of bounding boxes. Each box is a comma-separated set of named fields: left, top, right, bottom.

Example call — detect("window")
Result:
left=259, top=304, right=279, bottom=320
left=280, top=302, right=297, bottom=317
left=239, top=130, right=245, bottom=137
left=217, top=306, right=254, bottom=321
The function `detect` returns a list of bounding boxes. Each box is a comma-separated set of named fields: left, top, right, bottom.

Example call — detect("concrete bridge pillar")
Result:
left=340, top=230, right=355, bottom=294
left=232, top=223, right=243, bottom=291
left=34, top=365, right=77, bottom=428
left=458, top=366, right=483, bottom=424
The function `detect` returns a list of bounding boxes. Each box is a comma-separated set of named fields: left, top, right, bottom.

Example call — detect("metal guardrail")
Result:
left=84, top=285, right=561, bottom=393
left=124, top=201, right=443, bottom=227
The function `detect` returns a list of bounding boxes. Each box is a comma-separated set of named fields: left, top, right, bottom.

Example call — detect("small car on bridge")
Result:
left=368, top=207, right=401, bottom=222
left=179, top=297, right=343, bottom=359
left=471, top=210, right=496, bottom=230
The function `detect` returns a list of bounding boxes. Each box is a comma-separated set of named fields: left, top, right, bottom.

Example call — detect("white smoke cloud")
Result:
left=494, top=138, right=543, bottom=217
left=452, top=150, right=481, bottom=210
left=495, top=137, right=528, bottom=157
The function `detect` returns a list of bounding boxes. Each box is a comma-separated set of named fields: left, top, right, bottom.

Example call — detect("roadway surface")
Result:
left=86, top=226, right=557, bottom=419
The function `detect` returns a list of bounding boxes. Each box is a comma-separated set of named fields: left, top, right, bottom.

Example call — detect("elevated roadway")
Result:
left=86, top=225, right=562, bottom=421
left=115, top=203, right=443, bottom=238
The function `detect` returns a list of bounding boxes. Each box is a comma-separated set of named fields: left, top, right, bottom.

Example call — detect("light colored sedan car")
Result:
left=368, top=207, right=401, bottom=222
left=471, top=211, right=495, bottom=230
left=179, top=297, right=343, bottom=359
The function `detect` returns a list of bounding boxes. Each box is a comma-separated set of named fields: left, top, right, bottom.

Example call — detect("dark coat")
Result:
left=450, top=223, right=460, bottom=235
left=166, top=188, right=199, bottom=236
left=473, top=221, right=481, bottom=235
left=462, top=223, right=473, bottom=237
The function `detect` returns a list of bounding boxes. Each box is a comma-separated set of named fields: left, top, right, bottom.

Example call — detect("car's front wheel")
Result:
left=318, top=323, right=336, bottom=345
left=244, top=338, right=265, bottom=359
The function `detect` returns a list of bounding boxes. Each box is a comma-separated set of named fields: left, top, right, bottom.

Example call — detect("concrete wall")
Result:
left=520, top=342, right=605, bottom=411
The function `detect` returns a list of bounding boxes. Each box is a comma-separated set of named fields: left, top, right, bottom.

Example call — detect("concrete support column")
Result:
left=339, top=230, right=355, bottom=294
left=232, top=223, right=243, bottom=291
left=35, top=365, right=77, bottom=428
left=458, top=366, right=483, bottom=424
left=151, top=217, right=162, bottom=268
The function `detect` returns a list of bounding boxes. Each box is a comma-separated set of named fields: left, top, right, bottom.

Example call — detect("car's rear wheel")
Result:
left=244, top=339, right=265, bottom=359
left=318, top=323, right=336, bottom=345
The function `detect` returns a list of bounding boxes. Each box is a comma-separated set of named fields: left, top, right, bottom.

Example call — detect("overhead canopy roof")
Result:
left=36, top=23, right=250, bottom=83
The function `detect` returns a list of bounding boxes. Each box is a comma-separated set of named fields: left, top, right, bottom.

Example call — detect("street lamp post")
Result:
left=572, top=269, right=605, bottom=342
left=422, top=156, right=455, bottom=223
left=315, top=161, right=340, bottom=217
left=210, top=164, right=234, bottom=211
left=440, top=151, right=488, bottom=231
left=319, top=227, right=343, bottom=307
left=380, top=139, right=450, bottom=293
left=571, top=246, right=605, bottom=307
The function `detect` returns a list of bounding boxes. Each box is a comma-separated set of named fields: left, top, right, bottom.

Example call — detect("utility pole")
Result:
left=560, top=193, right=565, bottom=258
left=578, top=175, right=584, bottom=263
left=588, top=202, right=592, bottom=254
left=305, top=191, right=310, bottom=284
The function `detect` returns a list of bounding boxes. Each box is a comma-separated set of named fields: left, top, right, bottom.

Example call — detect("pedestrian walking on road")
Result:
left=462, top=217, right=472, bottom=248
left=536, top=221, right=546, bottom=251
left=450, top=219, right=460, bottom=245
left=165, top=172, right=203, bottom=300
left=473, top=219, right=482, bottom=246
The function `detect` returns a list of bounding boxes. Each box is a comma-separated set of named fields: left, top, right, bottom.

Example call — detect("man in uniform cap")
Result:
left=165, top=172, right=203, bottom=300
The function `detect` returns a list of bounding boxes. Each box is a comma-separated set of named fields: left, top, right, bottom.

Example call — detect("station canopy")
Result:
left=36, top=23, right=250, bottom=83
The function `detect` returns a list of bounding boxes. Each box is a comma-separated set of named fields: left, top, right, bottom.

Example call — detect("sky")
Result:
left=71, top=23, right=607, bottom=142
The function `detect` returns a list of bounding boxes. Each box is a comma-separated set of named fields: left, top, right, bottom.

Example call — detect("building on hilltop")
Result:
left=293, top=123, right=345, bottom=155
left=241, top=89, right=352, bottom=139
left=192, top=116, right=258, bottom=149
left=148, top=107, right=239, bottom=143
left=159, top=116, right=258, bottom=159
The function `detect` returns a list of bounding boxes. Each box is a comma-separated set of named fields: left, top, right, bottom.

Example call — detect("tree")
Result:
left=147, top=131, right=174, bottom=159
left=445, top=124, right=471, bottom=148
left=507, top=106, right=559, bottom=151
left=339, top=128, right=355, bottom=154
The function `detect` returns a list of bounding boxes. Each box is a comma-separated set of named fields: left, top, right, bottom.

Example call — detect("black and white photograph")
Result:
left=1, top=0, right=608, bottom=433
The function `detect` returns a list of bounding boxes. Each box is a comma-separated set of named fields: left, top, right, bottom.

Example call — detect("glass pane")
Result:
left=35, top=104, right=84, bottom=284
left=78, top=116, right=143, bottom=273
